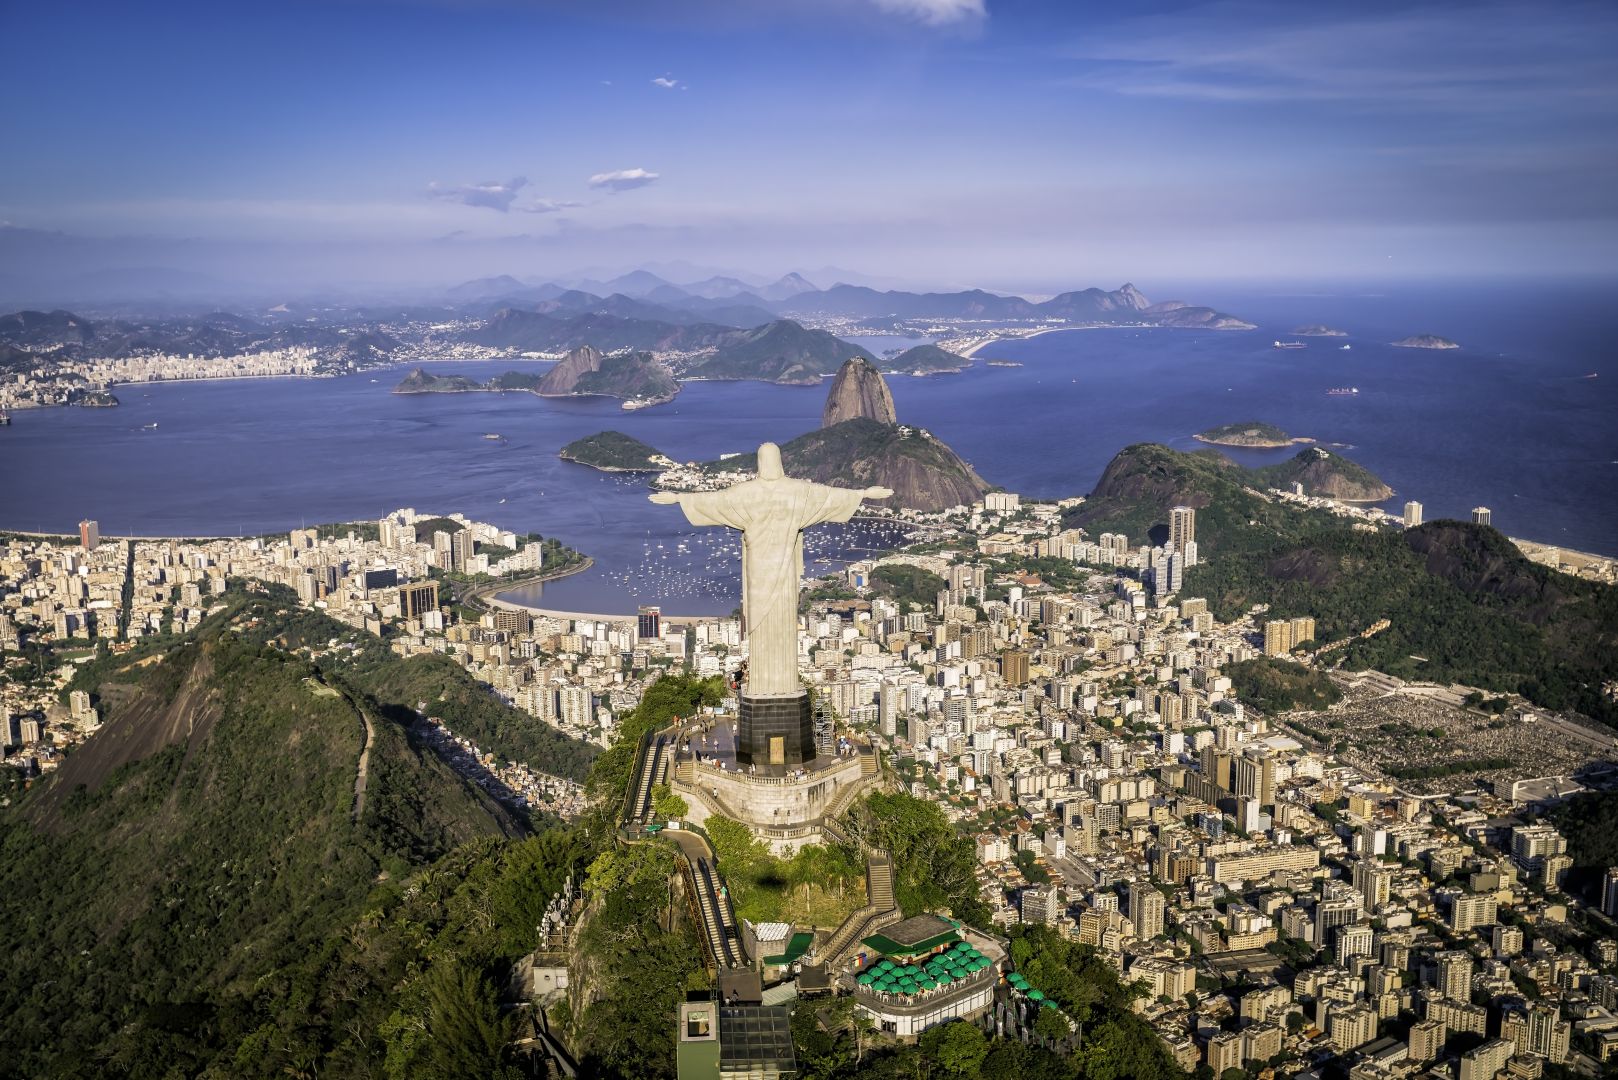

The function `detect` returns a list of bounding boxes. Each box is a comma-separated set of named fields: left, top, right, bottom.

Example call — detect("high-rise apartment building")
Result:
left=1408, top=1018, right=1446, bottom=1063
left=1000, top=650, right=1030, bottom=686
left=1603, top=868, right=1618, bottom=917
left=1126, top=881, right=1165, bottom=940
left=1169, top=506, right=1196, bottom=557
left=638, top=605, right=662, bottom=641
left=1449, top=893, right=1498, bottom=934
left=1021, top=884, right=1062, bottom=925
left=450, top=528, right=474, bottom=574
left=1403, top=501, right=1424, bottom=527
left=1433, top=950, right=1473, bottom=1001
left=79, top=519, right=99, bottom=551
left=1511, top=824, right=1568, bottom=872
left=1458, top=1039, right=1514, bottom=1080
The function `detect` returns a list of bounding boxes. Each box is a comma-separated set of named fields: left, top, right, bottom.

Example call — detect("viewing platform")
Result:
left=667, top=715, right=885, bottom=855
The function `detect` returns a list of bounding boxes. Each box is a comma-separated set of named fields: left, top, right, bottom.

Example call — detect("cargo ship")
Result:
left=1273, top=340, right=1306, bottom=349
left=1327, top=387, right=1360, bottom=396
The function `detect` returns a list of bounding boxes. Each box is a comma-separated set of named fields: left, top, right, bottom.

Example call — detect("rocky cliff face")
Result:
left=822, top=356, right=898, bottom=427
left=535, top=345, right=606, bottom=394
left=781, top=419, right=989, bottom=512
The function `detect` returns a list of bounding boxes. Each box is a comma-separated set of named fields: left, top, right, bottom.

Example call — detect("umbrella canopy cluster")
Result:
left=857, top=942, right=992, bottom=996
left=1005, top=971, right=1062, bottom=1010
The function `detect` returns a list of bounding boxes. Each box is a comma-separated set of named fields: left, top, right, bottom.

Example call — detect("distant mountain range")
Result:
left=442, top=275, right=1252, bottom=331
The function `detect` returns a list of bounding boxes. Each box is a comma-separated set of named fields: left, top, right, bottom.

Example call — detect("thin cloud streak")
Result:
left=588, top=168, right=661, bottom=191
left=1064, top=2, right=1618, bottom=114
left=426, top=176, right=530, bottom=212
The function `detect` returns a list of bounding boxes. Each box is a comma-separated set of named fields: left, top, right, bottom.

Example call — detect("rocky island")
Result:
left=1392, top=334, right=1460, bottom=349
left=1293, top=324, right=1347, bottom=337
left=884, top=343, right=971, bottom=375
left=533, top=345, right=679, bottom=407
left=1194, top=421, right=1312, bottom=448
left=393, top=368, right=481, bottom=394
left=394, top=346, right=680, bottom=408
left=559, top=431, right=672, bottom=473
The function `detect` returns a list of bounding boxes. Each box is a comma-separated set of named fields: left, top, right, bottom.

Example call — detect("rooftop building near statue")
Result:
left=676, top=1000, right=798, bottom=1080
left=1472, top=506, right=1492, bottom=526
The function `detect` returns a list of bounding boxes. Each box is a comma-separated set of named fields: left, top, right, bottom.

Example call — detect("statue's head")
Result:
left=757, top=442, right=784, bottom=480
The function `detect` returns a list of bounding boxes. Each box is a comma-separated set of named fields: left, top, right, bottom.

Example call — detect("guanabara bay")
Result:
left=4, top=2, right=1618, bottom=1079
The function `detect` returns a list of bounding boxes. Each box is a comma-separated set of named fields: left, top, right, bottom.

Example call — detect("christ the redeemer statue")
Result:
left=651, top=443, right=889, bottom=766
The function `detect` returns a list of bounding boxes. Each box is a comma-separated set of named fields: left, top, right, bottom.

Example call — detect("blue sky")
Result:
left=3, top=0, right=1616, bottom=294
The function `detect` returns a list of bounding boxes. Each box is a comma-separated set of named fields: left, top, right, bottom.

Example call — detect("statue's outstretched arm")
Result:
left=650, top=487, right=746, bottom=529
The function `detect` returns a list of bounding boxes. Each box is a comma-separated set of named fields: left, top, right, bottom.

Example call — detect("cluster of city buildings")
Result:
left=7, top=473, right=1618, bottom=1080
left=770, top=497, right=1618, bottom=1079
left=0, top=347, right=329, bottom=409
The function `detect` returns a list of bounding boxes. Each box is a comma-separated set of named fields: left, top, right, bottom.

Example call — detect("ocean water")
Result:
left=1, top=280, right=1613, bottom=614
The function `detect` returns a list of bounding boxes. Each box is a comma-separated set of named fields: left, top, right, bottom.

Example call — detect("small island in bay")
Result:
left=883, top=343, right=972, bottom=375
left=1293, top=324, right=1347, bottom=337
left=1194, top=421, right=1313, bottom=448
left=1392, top=334, right=1460, bottom=350
left=393, top=367, right=481, bottom=394
left=394, top=345, right=680, bottom=408
left=559, top=430, right=673, bottom=473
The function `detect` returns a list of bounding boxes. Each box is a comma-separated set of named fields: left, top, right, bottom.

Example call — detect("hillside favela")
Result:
left=3, top=3, right=1618, bottom=1080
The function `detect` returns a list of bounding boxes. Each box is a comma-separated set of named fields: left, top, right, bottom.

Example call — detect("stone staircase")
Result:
left=866, top=851, right=894, bottom=911
left=813, top=848, right=901, bottom=966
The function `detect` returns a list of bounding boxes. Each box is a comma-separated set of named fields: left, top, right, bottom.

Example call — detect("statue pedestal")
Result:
left=737, top=691, right=815, bottom=771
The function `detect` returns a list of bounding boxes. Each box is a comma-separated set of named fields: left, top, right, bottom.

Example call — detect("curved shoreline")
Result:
left=465, top=557, right=595, bottom=611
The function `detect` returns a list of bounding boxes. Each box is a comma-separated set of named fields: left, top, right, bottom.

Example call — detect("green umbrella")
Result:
left=858, top=972, right=877, bottom=985
left=877, top=960, right=895, bottom=972
left=1028, top=989, right=1046, bottom=1001
left=1042, top=1000, right=1060, bottom=1011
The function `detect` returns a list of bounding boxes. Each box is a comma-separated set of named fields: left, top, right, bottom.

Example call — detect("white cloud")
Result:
left=869, top=0, right=985, bottom=26
left=426, top=176, right=530, bottom=212
left=651, top=76, right=684, bottom=89
left=588, top=168, right=661, bottom=192
left=516, top=199, right=582, bottom=215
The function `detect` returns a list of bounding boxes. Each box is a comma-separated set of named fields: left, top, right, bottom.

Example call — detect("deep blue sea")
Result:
left=2, top=280, right=1613, bottom=614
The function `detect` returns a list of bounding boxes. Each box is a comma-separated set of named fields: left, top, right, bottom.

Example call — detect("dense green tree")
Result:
left=416, top=963, right=514, bottom=1080
left=920, top=1021, right=989, bottom=1076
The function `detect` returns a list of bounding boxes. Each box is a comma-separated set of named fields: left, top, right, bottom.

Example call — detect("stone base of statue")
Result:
left=668, top=715, right=885, bottom=856
left=737, top=691, right=815, bottom=769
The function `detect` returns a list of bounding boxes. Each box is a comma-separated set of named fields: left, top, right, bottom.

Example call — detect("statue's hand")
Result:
left=864, top=486, right=894, bottom=500
left=648, top=491, right=681, bottom=504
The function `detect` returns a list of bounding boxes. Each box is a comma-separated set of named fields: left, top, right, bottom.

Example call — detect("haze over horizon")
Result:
left=4, top=0, right=1616, bottom=301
